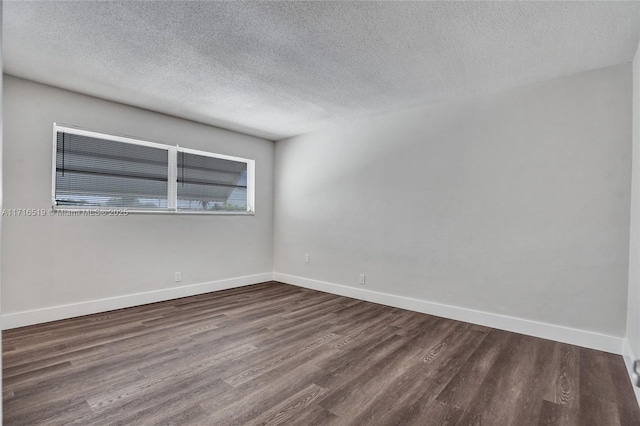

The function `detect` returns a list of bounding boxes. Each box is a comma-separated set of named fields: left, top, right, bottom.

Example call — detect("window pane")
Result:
left=55, top=132, right=169, bottom=209
left=177, top=151, right=248, bottom=211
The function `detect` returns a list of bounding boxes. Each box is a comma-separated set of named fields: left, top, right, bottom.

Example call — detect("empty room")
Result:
left=2, top=1, right=640, bottom=425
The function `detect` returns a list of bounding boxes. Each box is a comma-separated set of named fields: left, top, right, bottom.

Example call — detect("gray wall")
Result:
left=1, top=2, right=4, bottom=418
left=629, top=42, right=640, bottom=356
left=274, top=64, right=632, bottom=337
left=2, top=75, right=274, bottom=315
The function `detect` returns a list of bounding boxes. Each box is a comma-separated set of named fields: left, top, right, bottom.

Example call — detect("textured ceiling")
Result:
left=4, top=1, right=640, bottom=141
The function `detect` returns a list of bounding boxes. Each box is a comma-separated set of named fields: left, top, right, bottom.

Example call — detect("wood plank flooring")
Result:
left=3, top=281, right=640, bottom=425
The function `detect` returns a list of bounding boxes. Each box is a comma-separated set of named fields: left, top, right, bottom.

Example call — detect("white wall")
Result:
left=627, top=39, right=640, bottom=380
left=1, top=1, right=5, bottom=418
left=274, top=64, right=632, bottom=342
left=2, top=75, right=274, bottom=326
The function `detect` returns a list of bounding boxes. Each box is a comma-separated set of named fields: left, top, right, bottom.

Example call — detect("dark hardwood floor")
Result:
left=3, top=281, right=639, bottom=425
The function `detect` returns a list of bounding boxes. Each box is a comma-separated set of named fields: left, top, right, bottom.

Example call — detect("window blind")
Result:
left=177, top=151, right=247, bottom=211
left=55, top=131, right=170, bottom=209
left=52, top=125, right=255, bottom=214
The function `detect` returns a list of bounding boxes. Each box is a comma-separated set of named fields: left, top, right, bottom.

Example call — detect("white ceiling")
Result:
left=4, top=1, right=640, bottom=141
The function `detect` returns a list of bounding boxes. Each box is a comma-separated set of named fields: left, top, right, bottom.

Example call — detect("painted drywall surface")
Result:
left=274, top=64, right=632, bottom=337
left=2, top=75, right=274, bottom=314
left=0, top=2, right=5, bottom=418
left=629, top=42, right=640, bottom=357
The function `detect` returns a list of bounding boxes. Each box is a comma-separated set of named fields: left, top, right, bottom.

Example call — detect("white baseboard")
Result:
left=622, top=339, right=640, bottom=409
left=2, top=272, right=274, bottom=330
left=4, top=271, right=626, bottom=357
left=274, top=273, right=624, bottom=355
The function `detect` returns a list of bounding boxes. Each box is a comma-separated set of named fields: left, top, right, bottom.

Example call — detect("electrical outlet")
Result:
left=175, top=272, right=182, bottom=282
left=305, top=254, right=310, bottom=264
left=359, top=274, right=366, bottom=285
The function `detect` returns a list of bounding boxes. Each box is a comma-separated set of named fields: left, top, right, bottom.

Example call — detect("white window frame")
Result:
left=52, top=123, right=255, bottom=215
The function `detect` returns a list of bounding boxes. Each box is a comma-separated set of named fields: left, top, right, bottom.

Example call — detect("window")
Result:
left=176, top=149, right=249, bottom=212
left=54, top=129, right=170, bottom=210
left=52, top=124, right=255, bottom=214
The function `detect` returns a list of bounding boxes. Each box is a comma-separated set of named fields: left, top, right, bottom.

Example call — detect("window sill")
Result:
left=51, top=207, right=255, bottom=216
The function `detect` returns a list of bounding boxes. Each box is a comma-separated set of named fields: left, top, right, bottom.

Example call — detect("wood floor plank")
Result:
left=3, top=281, right=639, bottom=425
left=579, top=348, right=628, bottom=426
left=288, top=404, right=341, bottom=426
left=223, top=332, right=339, bottom=387
left=200, top=345, right=340, bottom=425
left=434, top=329, right=512, bottom=407
left=509, top=337, right=558, bottom=426
left=244, top=383, right=329, bottom=426
left=347, top=323, right=488, bottom=425
left=542, top=342, right=581, bottom=426
left=538, top=399, right=563, bottom=426
left=607, top=354, right=640, bottom=425
left=92, top=376, right=232, bottom=425
left=453, top=333, right=539, bottom=425
left=316, top=320, right=465, bottom=416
